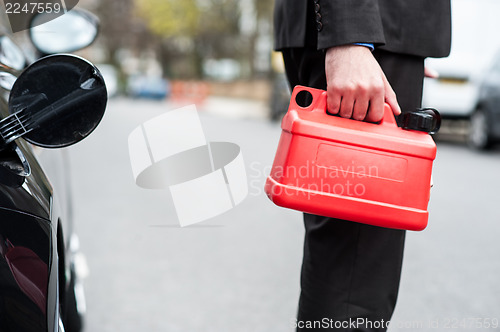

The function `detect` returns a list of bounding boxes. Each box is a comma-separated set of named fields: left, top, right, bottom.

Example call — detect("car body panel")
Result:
left=0, top=208, right=57, bottom=332
left=0, top=128, right=66, bottom=332
left=478, top=64, right=500, bottom=140
left=422, top=77, right=479, bottom=118
left=0, top=14, right=93, bottom=331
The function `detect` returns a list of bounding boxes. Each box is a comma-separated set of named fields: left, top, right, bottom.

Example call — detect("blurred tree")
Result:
left=195, top=0, right=242, bottom=58
left=255, top=0, right=274, bottom=17
left=90, top=0, right=154, bottom=66
left=134, top=0, right=243, bottom=78
left=251, top=0, right=275, bottom=77
left=135, top=0, right=200, bottom=38
left=90, top=0, right=275, bottom=79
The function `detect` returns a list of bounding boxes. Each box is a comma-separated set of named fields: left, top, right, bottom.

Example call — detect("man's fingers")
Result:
left=365, top=94, right=384, bottom=122
left=352, top=98, right=369, bottom=121
left=339, top=95, right=355, bottom=118
left=324, top=46, right=400, bottom=121
left=424, top=66, right=439, bottom=79
left=327, top=89, right=341, bottom=114
left=383, top=76, right=401, bottom=116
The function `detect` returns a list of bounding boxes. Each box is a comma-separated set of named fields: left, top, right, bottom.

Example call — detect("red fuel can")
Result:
left=265, top=86, right=439, bottom=231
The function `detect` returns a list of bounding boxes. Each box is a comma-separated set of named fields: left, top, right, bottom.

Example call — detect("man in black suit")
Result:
left=274, top=1, right=451, bottom=331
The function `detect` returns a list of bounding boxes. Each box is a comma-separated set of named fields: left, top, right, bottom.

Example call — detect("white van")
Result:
left=421, top=0, right=500, bottom=149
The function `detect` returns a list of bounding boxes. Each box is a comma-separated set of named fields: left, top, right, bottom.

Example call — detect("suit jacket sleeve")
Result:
left=316, top=0, right=386, bottom=49
left=274, top=0, right=451, bottom=58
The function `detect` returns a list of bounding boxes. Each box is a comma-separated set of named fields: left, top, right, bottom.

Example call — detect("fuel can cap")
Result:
left=402, top=108, right=441, bottom=134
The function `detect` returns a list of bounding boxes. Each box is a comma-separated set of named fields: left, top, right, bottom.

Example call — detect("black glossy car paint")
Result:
left=0, top=119, right=62, bottom=332
left=0, top=8, right=103, bottom=332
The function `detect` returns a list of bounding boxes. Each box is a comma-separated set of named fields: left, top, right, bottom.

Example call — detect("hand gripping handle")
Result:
left=291, top=85, right=399, bottom=126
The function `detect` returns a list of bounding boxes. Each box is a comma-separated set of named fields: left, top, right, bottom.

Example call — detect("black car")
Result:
left=467, top=53, right=500, bottom=149
left=423, top=50, right=500, bottom=150
left=0, top=9, right=106, bottom=332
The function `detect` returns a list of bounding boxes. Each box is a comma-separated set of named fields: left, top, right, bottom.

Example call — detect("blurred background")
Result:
left=66, top=0, right=280, bottom=112
left=8, top=0, right=500, bottom=330
left=54, top=0, right=500, bottom=149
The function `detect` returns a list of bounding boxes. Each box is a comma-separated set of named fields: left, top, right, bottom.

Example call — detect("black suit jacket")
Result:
left=274, top=0, right=451, bottom=58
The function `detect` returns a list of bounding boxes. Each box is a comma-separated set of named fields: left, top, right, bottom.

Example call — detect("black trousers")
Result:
left=282, top=47, right=425, bottom=331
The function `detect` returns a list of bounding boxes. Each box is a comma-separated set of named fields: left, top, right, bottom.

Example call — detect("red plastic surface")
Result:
left=265, top=86, right=437, bottom=231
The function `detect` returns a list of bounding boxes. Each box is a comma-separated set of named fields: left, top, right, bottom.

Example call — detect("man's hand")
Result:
left=325, top=45, right=401, bottom=122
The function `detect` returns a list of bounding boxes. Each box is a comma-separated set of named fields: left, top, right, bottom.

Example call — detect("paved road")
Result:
left=66, top=97, right=500, bottom=332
